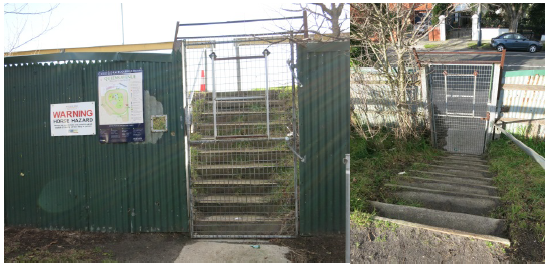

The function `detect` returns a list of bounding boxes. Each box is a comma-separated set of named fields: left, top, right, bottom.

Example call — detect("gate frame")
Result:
left=177, top=15, right=306, bottom=238
left=414, top=49, right=506, bottom=153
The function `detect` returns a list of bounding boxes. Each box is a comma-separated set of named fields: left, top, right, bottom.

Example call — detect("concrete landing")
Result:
left=174, top=240, right=289, bottom=263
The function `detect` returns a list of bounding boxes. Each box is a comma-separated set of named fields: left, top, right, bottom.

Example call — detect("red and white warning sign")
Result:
left=50, top=102, right=96, bottom=136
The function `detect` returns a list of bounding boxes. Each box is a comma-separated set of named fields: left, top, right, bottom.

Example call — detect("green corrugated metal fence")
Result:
left=4, top=52, right=188, bottom=232
left=297, top=42, right=351, bottom=235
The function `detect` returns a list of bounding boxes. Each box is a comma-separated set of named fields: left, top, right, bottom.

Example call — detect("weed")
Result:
left=350, top=129, right=441, bottom=211
left=486, top=241, right=494, bottom=248
left=467, top=42, right=492, bottom=50
left=350, top=211, right=376, bottom=227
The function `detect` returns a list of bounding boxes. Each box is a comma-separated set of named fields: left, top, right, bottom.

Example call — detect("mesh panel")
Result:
left=429, top=64, right=493, bottom=155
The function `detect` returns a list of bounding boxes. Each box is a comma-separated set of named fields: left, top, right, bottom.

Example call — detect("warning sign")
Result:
left=50, top=102, right=96, bottom=136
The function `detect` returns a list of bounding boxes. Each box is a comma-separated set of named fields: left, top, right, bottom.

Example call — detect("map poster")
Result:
left=97, top=70, right=145, bottom=143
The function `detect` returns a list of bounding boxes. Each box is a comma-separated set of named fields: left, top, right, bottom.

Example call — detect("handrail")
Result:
left=494, top=124, right=545, bottom=169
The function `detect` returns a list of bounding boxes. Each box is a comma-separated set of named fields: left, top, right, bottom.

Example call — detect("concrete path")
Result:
left=174, top=239, right=289, bottom=263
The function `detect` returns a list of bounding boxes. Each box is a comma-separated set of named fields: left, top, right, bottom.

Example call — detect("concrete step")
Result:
left=438, top=156, right=488, bottom=166
left=198, top=111, right=289, bottom=123
left=193, top=90, right=285, bottom=101
left=425, top=165, right=492, bottom=178
left=409, top=170, right=493, bottom=186
left=192, top=179, right=280, bottom=194
left=395, top=176, right=498, bottom=196
left=432, top=160, right=489, bottom=170
left=196, top=149, right=291, bottom=164
left=387, top=184, right=500, bottom=216
left=193, top=214, right=293, bottom=236
left=193, top=163, right=293, bottom=177
left=203, top=100, right=288, bottom=111
left=368, top=201, right=507, bottom=238
left=194, top=121, right=288, bottom=137
left=193, top=195, right=292, bottom=213
left=443, top=154, right=487, bottom=163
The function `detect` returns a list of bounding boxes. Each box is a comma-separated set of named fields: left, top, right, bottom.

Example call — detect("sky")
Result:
left=4, top=3, right=350, bottom=53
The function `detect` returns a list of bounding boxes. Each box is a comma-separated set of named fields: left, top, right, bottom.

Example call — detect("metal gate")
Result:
left=428, top=64, right=495, bottom=155
left=179, top=17, right=302, bottom=238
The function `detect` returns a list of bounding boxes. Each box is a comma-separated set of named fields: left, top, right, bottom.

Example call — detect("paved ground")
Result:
left=174, top=240, right=289, bottom=263
left=413, top=39, right=545, bottom=71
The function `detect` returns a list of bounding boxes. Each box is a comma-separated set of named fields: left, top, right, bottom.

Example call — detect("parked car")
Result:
left=491, top=33, right=543, bottom=53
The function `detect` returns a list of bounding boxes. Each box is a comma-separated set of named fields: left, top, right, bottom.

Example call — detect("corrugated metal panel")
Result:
left=498, top=70, right=545, bottom=138
left=297, top=42, right=350, bottom=235
left=4, top=53, right=188, bottom=232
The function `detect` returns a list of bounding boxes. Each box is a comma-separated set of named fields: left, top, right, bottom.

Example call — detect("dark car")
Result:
left=491, top=33, right=543, bottom=53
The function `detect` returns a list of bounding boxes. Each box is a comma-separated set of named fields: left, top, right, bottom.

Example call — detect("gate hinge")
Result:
left=481, top=112, right=490, bottom=121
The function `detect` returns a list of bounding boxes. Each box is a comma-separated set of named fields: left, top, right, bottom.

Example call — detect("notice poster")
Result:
left=98, top=70, right=145, bottom=143
left=50, top=102, right=96, bottom=136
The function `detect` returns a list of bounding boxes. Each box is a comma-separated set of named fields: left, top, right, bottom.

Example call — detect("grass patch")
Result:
left=424, top=43, right=444, bottom=49
left=510, top=125, right=545, bottom=157
left=350, top=128, right=442, bottom=212
left=488, top=137, right=544, bottom=259
left=467, top=42, right=493, bottom=50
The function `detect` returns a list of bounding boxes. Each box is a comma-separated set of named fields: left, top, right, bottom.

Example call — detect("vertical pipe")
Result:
left=289, top=38, right=298, bottom=236
left=303, top=10, right=309, bottom=39
left=235, top=43, right=242, bottom=92
left=204, top=49, right=208, bottom=92
left=182, top=40, right=193, bottom=236
left=211, top=55, right=217, bottom=138
left=472, top=75, right=477, bottom=116
left=264, top=51, right=270, bottom=138
left=345, top=154, right=350, bottom=263
left=444, top=74, right=448, bottom=114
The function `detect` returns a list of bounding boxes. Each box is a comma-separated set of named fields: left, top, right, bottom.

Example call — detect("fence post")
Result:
left=439, top=15, right=446, bottom=41
left=472, top=14, right=479, bottom=41
left=420, top=67, right=434, bottom=146
left=485, top=65, right=501, bottom=151
left=344, top=154, right=350, bottom=263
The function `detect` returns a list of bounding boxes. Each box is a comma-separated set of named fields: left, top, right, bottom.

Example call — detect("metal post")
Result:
left=472, top=74, right=477, bottom=116
left=204, top=49, right=208, bottom=92
left=345, top=154, right=351, bottom=263
left=289, top=37, right=299, bottom=237
left=209, top=52, right=218, bottom=138
left=444, top=74, right=448, bottom=113
left=303, top=10, right=309, bottom=39
left=263, top=49, right=270, bottom=138
left=235, top=43, right=242, bottom=91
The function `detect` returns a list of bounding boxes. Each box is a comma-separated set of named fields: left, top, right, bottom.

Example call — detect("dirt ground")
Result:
left=270, top=234, right=345, bottom=263
left=351, top=221, right=510, bottom=263
left=4, top=226, right=344, bottom=263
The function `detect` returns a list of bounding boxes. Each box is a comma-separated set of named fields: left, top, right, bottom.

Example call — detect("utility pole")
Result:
left=477, top=3, right=482, bottom=46
left=121, top=4, right=125, bottom=45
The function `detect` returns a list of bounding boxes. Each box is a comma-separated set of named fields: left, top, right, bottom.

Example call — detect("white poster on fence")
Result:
left=50, top=102, right=96, bottom=136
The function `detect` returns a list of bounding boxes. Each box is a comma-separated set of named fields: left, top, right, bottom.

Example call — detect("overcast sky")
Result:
left=4, top=3, right=350, bottom=53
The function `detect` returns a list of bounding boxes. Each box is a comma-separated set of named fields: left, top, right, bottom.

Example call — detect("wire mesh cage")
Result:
left=183, top=33, right=299, bottom=238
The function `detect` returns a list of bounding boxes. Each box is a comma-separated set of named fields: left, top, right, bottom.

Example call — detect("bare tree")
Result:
left=4, top=3, right=62, bottom=54
left=351, top=3, right=453, bottom=141
left=278, top=3, right=350, bottom=41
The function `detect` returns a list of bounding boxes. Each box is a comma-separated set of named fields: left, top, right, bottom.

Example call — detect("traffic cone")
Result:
left=200, top=70, right=206, bottom=92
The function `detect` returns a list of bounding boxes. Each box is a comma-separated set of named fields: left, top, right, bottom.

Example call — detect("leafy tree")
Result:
left=488, top=3, right=530, bottom=33
left=524, top=3, right=544, bottom=39
left=431, top=3, right=451, bottom=26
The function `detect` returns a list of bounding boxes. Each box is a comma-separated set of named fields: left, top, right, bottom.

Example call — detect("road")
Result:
left=416, top=50, right=545, bottom=71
